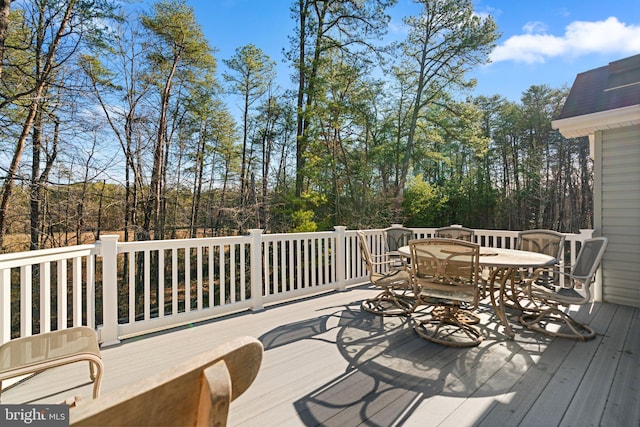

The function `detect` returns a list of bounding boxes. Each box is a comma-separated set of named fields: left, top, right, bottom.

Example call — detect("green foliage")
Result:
left=291, top=210, right=318, bottom=233
left=402, top=174, right=448, bottom=226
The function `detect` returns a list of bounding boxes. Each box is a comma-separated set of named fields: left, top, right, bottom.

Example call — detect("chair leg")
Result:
left=503, top=281, right=544, bottom=312
left=519, top=309, right=595, bottom=340
left=362, top=288, right=413, bottom=316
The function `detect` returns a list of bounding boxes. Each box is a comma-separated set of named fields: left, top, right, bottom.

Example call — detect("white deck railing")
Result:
left=0, top=226, right=594, bottom=346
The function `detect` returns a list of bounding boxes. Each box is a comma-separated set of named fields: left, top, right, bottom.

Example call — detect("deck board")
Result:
left=561, top=304, right=634, bottom=427
left=480, top=304, right=598, bottom=427
left=516, top=302, right=613, bottom=426
left=1, top=284, right=638, bottom=427
left=601, top=307, right=640, bottom=426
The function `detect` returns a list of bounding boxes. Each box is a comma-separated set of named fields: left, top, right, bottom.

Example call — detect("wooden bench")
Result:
left=0, top=326, right=103, bottom=399
left=70, top=336, right=262, bottom=426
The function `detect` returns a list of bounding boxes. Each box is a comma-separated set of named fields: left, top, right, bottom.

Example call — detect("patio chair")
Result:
left=70, top=336, right=263, bottom=426
left=357, top=231, right=413, bottom=316
left=434, top=226, right=475, bottom=242
left=518, top=229, right=565, bottom=283
left=383, top=226, right=414, bottom=266
left=409, top=238, right=482, bottom=347
left=508, top=229, right=566, bottom=310
left=435, top=226, right=481, bottom=296
left=519, top=237, right=608, bottom=340
left=0, top=326, right=103, bottom=400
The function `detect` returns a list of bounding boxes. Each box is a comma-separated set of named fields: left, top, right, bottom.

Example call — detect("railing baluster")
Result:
left=263, top=241, right=270, bottom=296
left=239, top=242, right=246, bottom=301
left=280, top=240, right=285, bottom=292
left=171, top=248, right=178, bottom=315
left=128, top=252, right=135, bottom=323
left=273, top=241, right=279, bottom=294
left=158, top=249, right=165, bottom=318
left=86, top=255, right=95, bottom=329
left=144, top=249, right=150, bottom=320
left=20, top=265, right=32, bottom=336
left=73, top=256, right=82, bottom=327
left=197, top=246, right=203, bottom=311
left=230, top=244, right=236, bottom=303
left=208, top=244, right=214, bottom=307
left=219, top=244, right=226, bottom=304
left=296, top=238, right=303, bottom=289
left=184, top=248, right=191, bottom=313
left=40, top=262, right=51, bottom=333
left=57, top=259, right=67, bottom=330
left=304, top=238, right=310, bottom=288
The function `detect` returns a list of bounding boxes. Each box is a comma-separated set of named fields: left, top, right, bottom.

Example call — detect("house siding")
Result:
left=597, top=125, right=640, bottom=307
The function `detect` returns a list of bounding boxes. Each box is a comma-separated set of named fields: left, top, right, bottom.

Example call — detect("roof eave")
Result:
left=552, top=104, right=640, bottom=138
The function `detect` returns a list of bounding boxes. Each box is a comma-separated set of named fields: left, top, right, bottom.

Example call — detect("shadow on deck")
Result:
left=249, top=287, right=640, bottom=426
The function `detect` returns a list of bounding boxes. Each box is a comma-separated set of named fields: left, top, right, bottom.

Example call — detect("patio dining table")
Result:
left=398, top=245, right=557, bottom=338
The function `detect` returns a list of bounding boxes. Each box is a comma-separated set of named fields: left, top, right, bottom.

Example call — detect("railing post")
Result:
left=99, top=235, right=121, bottom=346
left=334, top=226, right=347, bottom=291
left=578, top=229, right=594, bottom=239
left=249, top=229, right=264, bottom=311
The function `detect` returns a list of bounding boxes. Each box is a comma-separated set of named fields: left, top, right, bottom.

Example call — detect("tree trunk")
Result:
left=0, top=0, right=12, bottom=80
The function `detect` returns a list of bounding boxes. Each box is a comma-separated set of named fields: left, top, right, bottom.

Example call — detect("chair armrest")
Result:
left=370, top=259, right=408, bottom=270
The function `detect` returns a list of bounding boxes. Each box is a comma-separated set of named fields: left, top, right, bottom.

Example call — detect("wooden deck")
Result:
left=2, top=284, right=639, bottom=426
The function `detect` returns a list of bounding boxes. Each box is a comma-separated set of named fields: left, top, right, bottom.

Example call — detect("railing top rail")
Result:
left=0, top=244, right=99, bottom=269
left=116, top=235, right=251, bottom=253
left=261, top=230, right=337, bottom=241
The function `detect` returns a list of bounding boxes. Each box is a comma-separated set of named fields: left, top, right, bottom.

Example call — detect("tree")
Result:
left=223, top=44, right=275, bottom=222
left=288, top=0, right=396, bottom=198
left=518, top=84, right=565, bottom=228
left=393, top=0, right=499, bottom=212
left=139, top=0, right=216, bottom=240
left=80, top=13, right=149, bottom=244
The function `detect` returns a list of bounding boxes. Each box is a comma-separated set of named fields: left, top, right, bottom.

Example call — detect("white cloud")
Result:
left=522, top=21, right=547, bottom=34
left=490, top=17, right=640, bottom=64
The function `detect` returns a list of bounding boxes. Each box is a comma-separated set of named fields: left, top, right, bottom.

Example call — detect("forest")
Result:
left=0, top=0, right=592, bottom=253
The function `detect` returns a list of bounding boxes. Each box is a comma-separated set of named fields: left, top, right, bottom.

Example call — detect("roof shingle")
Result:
left=557, top=53, right=640, bottom=120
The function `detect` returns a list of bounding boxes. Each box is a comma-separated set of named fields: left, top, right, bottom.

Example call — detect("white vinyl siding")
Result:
left=597, top=125, right=640, bottom=307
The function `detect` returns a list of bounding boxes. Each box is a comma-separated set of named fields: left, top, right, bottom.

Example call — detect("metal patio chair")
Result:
left=508, top=229, right=566, bottom=311
left=434, top=226, right=475, bottom=242
left=383, top=226, right=414, bottom=267
left=357, top=231, right=413, bottom=316
left=519, top=237, right=608, bottom=340
left=409, top=238, right=482, bottom=347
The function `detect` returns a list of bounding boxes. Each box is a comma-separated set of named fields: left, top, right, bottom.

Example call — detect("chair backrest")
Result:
left=517, top=229, right=565, bottom=260
left=409, top=238, right=480, bottom=305
left=383, top=227, right=413, bottom=253
left=70, top=336, right=263, bottom=427
left=357, top=231, right=374, bottom=275
left=434, top=226, right=475, bottom=242
left=571, top=237, right=608, bottom=285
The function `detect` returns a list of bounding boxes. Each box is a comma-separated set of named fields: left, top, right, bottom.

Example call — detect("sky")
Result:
left=182, top=0, right=640, bottom=103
